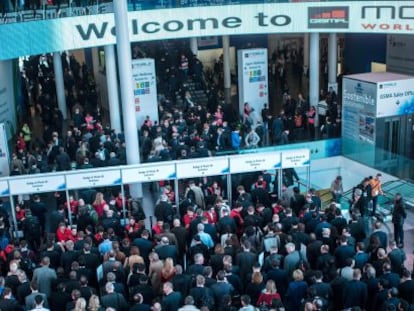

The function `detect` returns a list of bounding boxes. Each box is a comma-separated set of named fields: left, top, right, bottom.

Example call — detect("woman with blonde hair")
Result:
left=257, top=279, right=281, bottom=306
left=88, top=295, right=104, bottom=311
left=160, top=257, right=176, bottom=284
left=92, top=192, right=106, bottom=217
left=74, top=297, right=87, bottom=311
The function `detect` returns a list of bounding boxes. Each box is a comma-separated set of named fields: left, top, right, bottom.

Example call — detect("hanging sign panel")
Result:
left=176, top=157, right=229, bottom=179
left=230, top=152, right=281, bottom=174
left=9, top=175, right=66, bottom=195
left=0, top=180, right=9, bottom=196
left=66, top=169, right=121, bottom=189
left=122, top=163, right=176, bottom=183
left=131, top=59, right=159, bottom=129
left=281, top=149, right=310, bottom=168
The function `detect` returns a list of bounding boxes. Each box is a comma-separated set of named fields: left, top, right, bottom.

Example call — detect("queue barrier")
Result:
left=0, top=149, right=310, bottom=233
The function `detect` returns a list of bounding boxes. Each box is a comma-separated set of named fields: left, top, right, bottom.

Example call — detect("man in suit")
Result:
left=162, top=282, right=182, bottom=311
left=235, top=240, right=257, bottom=284
left=342, top=269, right=367, bottom=310
left=101, top=282, right=129, bottom=311
left=334, top=235, right=355, bottom=269
left=25, top=281, right=49, bottom=310
left=210, top=270, right=234, bottom=306
left=370, top=221, right=388, bottom=249
left=33, top=257, right=57, bottom=298
left=133, top=229, right=154, bottom=267
left=155, top=236, right=178, bottom=262
left=0, top=287, right=23, bottom=311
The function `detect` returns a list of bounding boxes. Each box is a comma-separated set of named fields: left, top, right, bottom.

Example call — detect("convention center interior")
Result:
left=0, top=0, right=414, bottom=310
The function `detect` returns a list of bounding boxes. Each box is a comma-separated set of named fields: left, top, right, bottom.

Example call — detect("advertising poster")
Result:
left=376, top=77, right=414, bottom=117
left=0, top=123, right=10, bottom=177
left=237, top=48, right=268, bottom=118
left=131, top=59, right=159, bottom=129
left=342, top=78, right=377, bottom=144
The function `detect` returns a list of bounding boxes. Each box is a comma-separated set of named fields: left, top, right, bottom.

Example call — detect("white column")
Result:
left=114, top=0, right=142, bottom=198
left=328, top=33, right=338, bottom=85
left=104, top=45, right=122, bottom=134
left=303, top=33, right=310, bottom=76
left=190, top=37, right=198, bottom=56
left=309, top=33, right=320, bottom=108
left=222, top=35, right=231, bottom=104
left=53, top=52, right=67, bottom=120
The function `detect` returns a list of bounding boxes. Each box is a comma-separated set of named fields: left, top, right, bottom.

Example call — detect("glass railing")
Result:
left=0, top=0, right=402, bottom=25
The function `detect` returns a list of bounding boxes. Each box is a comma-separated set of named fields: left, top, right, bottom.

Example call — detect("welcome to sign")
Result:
left=0, top=1, right=412, bottom=60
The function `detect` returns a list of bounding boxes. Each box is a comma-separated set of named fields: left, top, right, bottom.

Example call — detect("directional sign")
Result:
left=122, top=163, right=176, bottom=183
left=9, top=175, right=66, bottom=195
left=176, top=157, right=229, bottom=179
left=281, top=149, right=310, bottom=168
left=66, top=169, right=121, bottom=189
left=230, top=152, right=281, bottom=174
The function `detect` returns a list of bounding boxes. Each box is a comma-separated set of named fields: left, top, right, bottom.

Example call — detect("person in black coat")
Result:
left=342, top=269, right=367, bottom=310
left=132, top=230, right=154, bottom=268
left=130, top=293, right=151, bottom=311
left=398, top=269, right=414, bottom=305
left=392, top=193, right=406, bottom=247
left=334, top=235, right=356, bottom=269
left=162, top=282, right=183, bottom=311
left=30, top=195, right=47, bottom=233
left=310, top=270, right=333, bottom=302
left=171, top=265, right=191, bottom=298
left=0, top=287, right=23, bottom=311
left=101, top=282, right=129, bottom=311
left=155, top=237, right=178, bottom=263
left=189, top=275, right=215, bottom=310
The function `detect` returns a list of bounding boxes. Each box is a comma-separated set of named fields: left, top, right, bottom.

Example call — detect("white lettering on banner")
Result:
left=9, top=175, right=66, bottom=195
left=2, top=1, right=414, bottom=61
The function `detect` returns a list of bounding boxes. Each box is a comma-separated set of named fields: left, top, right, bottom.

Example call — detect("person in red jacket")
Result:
left=56, top=222, right=75, bottom=242
left=257, top=279, right=281, bottom=306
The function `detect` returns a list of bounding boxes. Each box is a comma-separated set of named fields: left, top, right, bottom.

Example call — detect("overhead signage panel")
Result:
left=9, top=175, right=66, bottom=195
left=281, top=149, right=310, bottom=168
left=66, top=169, right=121, bottom=189
left=230, top=152, right=281, bottom=174
left=0, top=180, right=9, bottom=196
left=176, top=157, right=229, bottom=179
left=0, top=2, right=413, bottom=61
left=122, top=163, right=176, bottom=183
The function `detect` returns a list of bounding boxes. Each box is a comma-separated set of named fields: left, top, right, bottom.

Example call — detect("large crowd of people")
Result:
left=0, top=168, right=410, bottom=311
left=10, top=39, right=341, bottom=176
left=3, top=31, right=406, bottom=311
